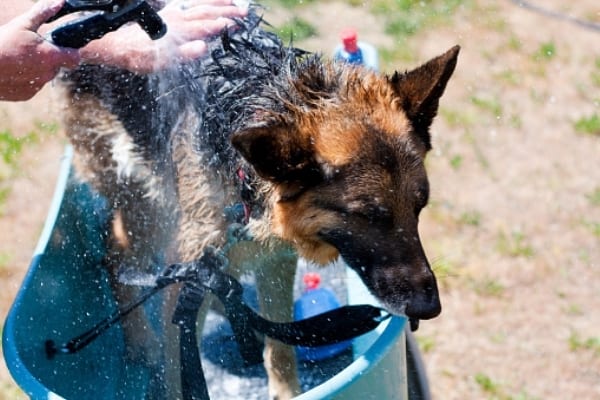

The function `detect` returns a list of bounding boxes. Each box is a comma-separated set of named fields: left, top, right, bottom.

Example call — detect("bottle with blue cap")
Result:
left=294, top=272, right=351, bottom=361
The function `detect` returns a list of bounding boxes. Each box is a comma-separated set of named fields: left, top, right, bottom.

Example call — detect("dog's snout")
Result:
left=403, top=265, right=441, bottom=319
left=364, top=259, right=441, bottom=320
left=405, top=280, right=441, bottom=320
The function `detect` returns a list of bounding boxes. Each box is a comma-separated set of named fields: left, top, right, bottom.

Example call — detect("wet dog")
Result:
left=60, top=6, right=458, bottom=399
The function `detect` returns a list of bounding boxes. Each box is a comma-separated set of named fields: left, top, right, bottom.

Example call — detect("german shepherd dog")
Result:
left=60, top=5, right=458, bottom=399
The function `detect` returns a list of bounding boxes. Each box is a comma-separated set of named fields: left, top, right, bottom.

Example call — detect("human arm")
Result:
left=0, top=0, right=248, bottom=101
left=0, top=0, right=80, bottom=101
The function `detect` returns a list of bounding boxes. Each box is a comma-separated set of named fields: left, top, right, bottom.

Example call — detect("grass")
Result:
left=464, top=130, right=492, bottom=171
left=508, top=114, right=523, bottom=129
left=470, top=94, right=503, bottom=119
left=475, top=373, right=540, bottom=400
left=506, top=35, right=522, bottom=52
left=0, top=383, right=26, bottom=400
left=378, top=46, right=418, bottom=65
left=0, top=123, right=55, bottom=215
left=0, top=129, right=37, bottom=214
left=0, top=251, right=12, bottom=273
left=475, top=373, right=501, bottom=396
left=372, top=0, right=469, bottom=67
left=495, top=230, right=534, bottom=258
left=472, top=277, right=505, bottom=297
left=532, top=41, right=556, bottom=62
left=458, top=210, right=482, bottom=227
left=563, top=303, right=584, bottom=317
left=416, top=334, right=436, bottom=353
left=592, top=57, right=600, bottom=87
left=0, top=130, right=38, bottom=166
left=574, top=113, right=600, bottom=136
left=494, top=69, right=522, bottom=86
left=370, top=0, right=468, bottom=39
left=264, top=0, right=317, bottom=9
left=436, top=109, right=492, bottom=175
left=568, top=332, right=600, bottom=356
left=526, top=41, right=557, bottom=78
left=0, top=120, right=54, bottom=165
left=431, top=258, right=461, bottom=289
left=0, top=323, right=26, bottom=399
left=441, top=108, right=477, bottom=128
left=449, top=154, right=463, bottom=170
left=273, top=16, right=317, bottom=41
left=586, top=187, right=600, bottom=206
left=582, top=221, right=600, bottom=238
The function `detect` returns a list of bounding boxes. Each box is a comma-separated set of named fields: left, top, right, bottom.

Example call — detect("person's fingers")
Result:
left=20, top=0, right=66, bottom=31
left=38, top=41, right=81, bottom=69
left=177, top=41, right=209, bottom=62
left=183, top=5, right=247, bottom=21
left=166, top=0, right=247, bottom=12
left=179, top=17, right=236, bottom=41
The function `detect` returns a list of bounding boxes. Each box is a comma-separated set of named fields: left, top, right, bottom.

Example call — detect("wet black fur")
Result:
left=63, top=8, right=312, bottom=175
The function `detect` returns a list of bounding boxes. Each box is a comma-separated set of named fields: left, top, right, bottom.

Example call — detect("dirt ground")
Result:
left=1, top=1, right=599, bottom=399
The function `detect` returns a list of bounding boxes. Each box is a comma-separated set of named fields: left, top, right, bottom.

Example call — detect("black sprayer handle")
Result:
left=135, top=1, right=167, bottom=40
left=50, top=0, right=166, bottom=48
left=46, top=0, right=121, bottom=23
left=51, top=14, right=119, bottom=48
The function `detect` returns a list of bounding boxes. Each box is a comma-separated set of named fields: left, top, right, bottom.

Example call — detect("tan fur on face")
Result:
left=308, top=68, right=412, bottom=166
left=272, top=196, right=340, bottom=264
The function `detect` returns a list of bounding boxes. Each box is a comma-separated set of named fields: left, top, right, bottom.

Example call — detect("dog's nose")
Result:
left=405, top=281, right=441, bottom=320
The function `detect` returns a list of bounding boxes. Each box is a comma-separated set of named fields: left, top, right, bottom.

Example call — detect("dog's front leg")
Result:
left=255, top=246, right=301, bottom=400
left=105, top=209, right=163, bottom=367
left=227, top=240, right=301, bottom=399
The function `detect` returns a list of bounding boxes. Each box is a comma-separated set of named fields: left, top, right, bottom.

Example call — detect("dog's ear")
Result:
left=232, top=124, right=321, bottom=184
left=390, top=45, right=460, bottom=150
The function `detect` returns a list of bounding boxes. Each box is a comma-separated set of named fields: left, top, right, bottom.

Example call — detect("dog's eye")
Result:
left=414, top=184, right=430, bottom=214
left=353, top=204, right=393, bottom=226
left=317, top=201, right=350, bottom=216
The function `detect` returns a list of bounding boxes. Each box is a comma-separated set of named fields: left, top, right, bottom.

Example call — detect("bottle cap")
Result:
left=340, top=27, right=359, bottom=53
left=303, top=272, right=321, bottom=290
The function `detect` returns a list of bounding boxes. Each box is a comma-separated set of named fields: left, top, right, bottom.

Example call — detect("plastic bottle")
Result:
left=333, top=27, right=379, bottom=71
left=293, top=272, right=351, bottom=361
left=334, top=27, right=364, bottom=65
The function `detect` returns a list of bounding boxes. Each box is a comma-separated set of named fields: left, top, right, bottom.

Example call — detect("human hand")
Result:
left=81, top=0, right=249, bottom=73
left=0, top=0, right=80, bottom=101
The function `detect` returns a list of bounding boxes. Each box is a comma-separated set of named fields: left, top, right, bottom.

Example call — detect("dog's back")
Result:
left=60, top=10, right=294, bottom=262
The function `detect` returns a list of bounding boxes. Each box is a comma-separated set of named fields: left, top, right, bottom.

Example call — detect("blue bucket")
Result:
left=3, top=146, right=430, bottom=399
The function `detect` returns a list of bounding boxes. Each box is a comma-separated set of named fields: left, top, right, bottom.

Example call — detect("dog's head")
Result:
left=232, top=46, right=459, bottom=320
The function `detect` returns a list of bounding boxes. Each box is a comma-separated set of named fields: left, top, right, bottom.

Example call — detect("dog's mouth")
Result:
left=349, top=262, right=442, bottom=321
left=375, top=285, right=442, bottom=321
left=370, top=300, right=421, bottom=331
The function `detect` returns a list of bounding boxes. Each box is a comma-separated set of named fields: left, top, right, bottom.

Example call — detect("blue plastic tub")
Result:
left=3, top=146, right=429, bottom=399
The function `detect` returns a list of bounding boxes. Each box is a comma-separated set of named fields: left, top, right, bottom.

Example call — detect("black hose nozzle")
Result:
left=50, top=0, right=166, bottom=48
